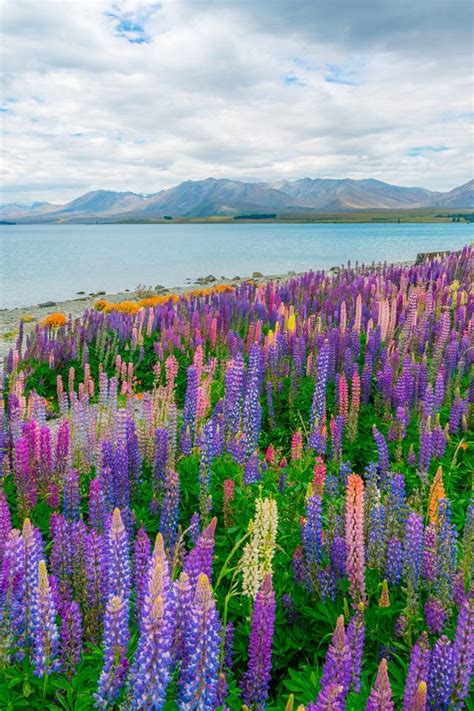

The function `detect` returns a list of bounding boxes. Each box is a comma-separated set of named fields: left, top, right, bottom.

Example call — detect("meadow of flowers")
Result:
left=0, top=246, right=472, bottom=710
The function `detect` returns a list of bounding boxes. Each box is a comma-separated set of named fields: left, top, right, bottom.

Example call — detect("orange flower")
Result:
left=94, top=299, right=109, bottom=311
left=428, top=466, right=445, bottom=524
left=105, top=301, right=140, bottom=315
left=41, top=312, right=67, bottom=329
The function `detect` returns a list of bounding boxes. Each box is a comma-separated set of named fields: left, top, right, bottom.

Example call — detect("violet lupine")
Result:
left=347, top=603, right=365, bottom=693
left=88, top=477, right=107, bottom=534
left=133, top=526, right=151, bottom=624
left=451, top=593, right=474, bottom=707
left=183, top=517, right=217, bottom=590
left=181, top=365, right=198, bottom=449
left=318, top=615, right=352, bottom=701
left=0, top=529, right=25, bottom=663
left=63, top=469, right=80, bottom=522
left=310, top=340, right=330, bottom=430
left=84, top=530, right=106, bottom=643
left=303, top=494, right=323, bottom=580
left=309, top=683, right=345, bottom=711
left=241, top=573, right=275, bottom=709
left=345, top=474, right=367, bottom=606
left=188, top=512, right=201, bottom=545
left=372, top=426, right=389, bottom=486
left=402, top=632, right=430, bottom=711
left=160, top=469, right=180, bottom=552
left=424, top=596, right=446, bottom=635
left=403, top=512, right=424, bottom=611
left=0, top=491, right=12, bottom=568
left=126, top=534, right=175, bottom=709
left=427, top=635, right=453, bottom=710
left=106, top=508, right=131, bottom=603
left=94, top=595, right=130, bottom=709
left=30, top=560, right=60, bottom=677
left=60, top=600, right=82, bottom=679
left=365, top=658, right=394, bottom=711
left=173, top=571, right=193, bottom=662
left=178, top=573, right=221, bottom=709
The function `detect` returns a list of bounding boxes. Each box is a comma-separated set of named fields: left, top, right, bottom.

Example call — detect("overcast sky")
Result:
left=1, top=0, right=472, bottom=203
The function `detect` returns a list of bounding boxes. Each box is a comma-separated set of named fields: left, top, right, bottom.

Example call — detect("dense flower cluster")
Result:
left=0, top=246, right=472, bottom=708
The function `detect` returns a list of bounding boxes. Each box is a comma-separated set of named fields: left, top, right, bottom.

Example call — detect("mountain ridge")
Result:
left=2, top=177, right=472, bottom=222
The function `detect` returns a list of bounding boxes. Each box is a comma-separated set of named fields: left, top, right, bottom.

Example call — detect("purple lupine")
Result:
left=94, top=595, right=130, bottom=709
left=422, top=523, right=437, bottom=583
left=84, top=530, right=106, bottom=643
left=133, top=526, right=151, bottom=625
left=241, top=573, right=275, bottom=708
left=372, top=426, right=389, bottom=486
left=224, top=620, right=234, bottom=670
left=403, top=512, right=424, bottom=610
left=435, top=499, right=457, bottom=606
left=21, top=518, right=44, bottom=650
left=451, top=593, right=474, bottom=707
left=303, top=494, right=323, bottom=576
left=368, top=503, right=387, bottom=572
left=183, top=517, right=216, bottom=589
left=63, top=469, right=80, bottom=522
left=427, top=635, right=453, bottom=710
left=402, top=632, right=430, bottom=711
left=88, top=477, right=106, bottom=534
left=318, top=615, right=352, bottom=701
left=310, top=340, right=330, bottom=429
left=126, top=534, right=175, bottom=709
left=60, top=600, right=82, bottom=678
left=365, top=658, right=394, bottom=711
left=309, top=683, right=345, bottom=710
left=30, top=560, right=60, bottom=677
left=242, top=346, right=263, bottom=458
left=330, top=535, right=346, bottom=579
left=106, top=508, right=131, bottom=603
left=244, top=451, right=261, bottom=485
left=0, top=491, right=12, bottom=568
left=181, top=365, right=198, bottom=449
left=178, top=573, right=221, bottom=709
left=0, top=529, right=25, bottom=661
left=188, top=512, right=201, bottom=545
left=424, top=597, right=446, bottom=635
left=347, top=604, right=365, bottom=693
left=173, top=571, right=193, bottom=662
left=160, top=469, right=180, bottom=552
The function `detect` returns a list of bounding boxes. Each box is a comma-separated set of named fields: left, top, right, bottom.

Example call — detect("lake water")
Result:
left=0, top=222, right=472, bottom=309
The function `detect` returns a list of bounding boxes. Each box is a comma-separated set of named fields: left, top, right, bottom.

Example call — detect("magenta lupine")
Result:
left=30, top=560, right=60, bottom=677
left=402, top=632, right=430, bottom=711
left=365, top=658, right=394, bottom=711
left=345, top=474, right=367, bottom=606
left=318, top=615, right=352, bottom=701
left=178, top=573, right=221, bottom=709
left=241, top=574, right=275, bottom=709
left=94, top=595, right=130, bottom=709
left=60, top=600, right=83, bottom=678
left=451, top=593, right=474, bottom=707
left=428, top=635, right=453, bottom=710
left=126, top=534, right=175, bottom=709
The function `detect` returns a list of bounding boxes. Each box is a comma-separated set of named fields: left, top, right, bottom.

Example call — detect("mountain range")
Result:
left=1, top=177, right=473, bottom=222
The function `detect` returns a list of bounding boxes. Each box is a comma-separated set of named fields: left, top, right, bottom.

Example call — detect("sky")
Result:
left=1, top=0, right=473, bottom=203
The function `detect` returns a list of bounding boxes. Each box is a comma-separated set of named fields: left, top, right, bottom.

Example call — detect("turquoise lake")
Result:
left=0, top=222, right=472, bottom=309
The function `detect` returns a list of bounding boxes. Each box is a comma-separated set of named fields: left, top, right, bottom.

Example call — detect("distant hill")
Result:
left=2, top=176, right=472, bottom=222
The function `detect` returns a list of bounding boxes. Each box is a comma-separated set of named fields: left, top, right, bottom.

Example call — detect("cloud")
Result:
left=0, top=0, right=472, bottom=202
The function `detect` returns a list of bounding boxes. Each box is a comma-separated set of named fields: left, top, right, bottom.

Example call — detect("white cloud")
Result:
left=1, top=0, right=472, bottom=202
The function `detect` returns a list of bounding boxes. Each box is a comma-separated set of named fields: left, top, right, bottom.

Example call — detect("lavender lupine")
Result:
left=241, top=574, right=275, bottom=709
left=94, top=595, right=130, bottom=709
left=402, top=632, right=430, bottom=711
left=310, top=340, right=330, bottom=430
left=173, top=571, right=193, bottom=661
left=178, top=573, right=221, bottom=709
left=347, top=603, right=365, bottom=693
left=133, top=526, right=151, bottom=624
left=403, top=512, right=424, bottom=611
left=160, top=468, right=180, bottom=552
left=365, top=658, right=394, bottom=711
left=309, top=683, right=345, bottom=711
left=63, top=469, right=80, bottom=522
left=183, top=517, right=217, bottom=589
left=30, top=560, right=60, bottom=677
left=303, top=494, right=323, bottom=582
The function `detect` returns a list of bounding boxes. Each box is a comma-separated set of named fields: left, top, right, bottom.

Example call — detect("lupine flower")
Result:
left=178, top=573, right=221, bottom=709
left=160, top=469, right=180, bottom=552
left=241, top=574, right=275, bottom=708
left=303, top=493, right=323, bottom=580
left=310, top=683, right=345, bottom=710
left=133, top=526, right=151, bottom=624
left=126, top=534, right=175, bottom=709
left=451, top=593, right=474, bottom=706
left=402, top=632, right=430, bottom=711
left=63, top=469, right=80, bottom=522
left=345, top=474, right=367, bottom=606
left=379, top=580, right=390, bottom=608
left=435, top=499, right=457, bottom=606
left=319, top=615, right=352, bottom=700
left=60, top=600, right=82, bottom=678
left=365, top=658, right=394, bottom=711
left=347, top=603, right=365, bottom=692
left=241, top=498, right=278, bottom=599
left=31, top=560, right=60, bottom=677
left=84, top=530, right=106, bottom=643
left=183, top=517, right=217, bottom=590
left=403, top=512, right=424, bottom=610
left=424, top=596, right=446, bottom=635
left=173, top=571, right=192, bottom=662
left=106, top=508, right=131, bottom=603
left=94, top=595, right=130, bottom=709
left=223, top=479, right=235, bottom=528
left=428, top=635, right=453, bottom=710
left=312, top=457, right=326, bottom=495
